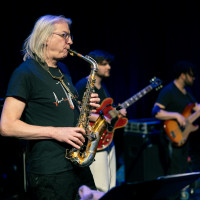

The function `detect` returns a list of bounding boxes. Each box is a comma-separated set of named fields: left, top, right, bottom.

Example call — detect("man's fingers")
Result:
left=67, top=140, right=82, bottom=149
left=90, top=102, right=100, bottom=108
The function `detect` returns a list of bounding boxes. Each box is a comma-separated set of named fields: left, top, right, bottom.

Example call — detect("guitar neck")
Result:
left=121, top=85, right=153, bottom=109
left=188, top=109, right=200, bottom=124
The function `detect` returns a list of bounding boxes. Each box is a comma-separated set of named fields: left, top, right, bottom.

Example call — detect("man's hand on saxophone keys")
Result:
left=55, top=93, right=100, bottom=150
left=89, top=93, right=100, bottom=113
left=53, top=127, right=86, bottom=149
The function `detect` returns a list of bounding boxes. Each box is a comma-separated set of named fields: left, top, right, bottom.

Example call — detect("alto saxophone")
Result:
left=65, top=49, right=107, bottom=167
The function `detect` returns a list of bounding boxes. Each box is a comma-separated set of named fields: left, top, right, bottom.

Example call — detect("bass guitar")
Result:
left=92, top=77, right=162, bottom=151
left=164, top=103, right=200, bottom=147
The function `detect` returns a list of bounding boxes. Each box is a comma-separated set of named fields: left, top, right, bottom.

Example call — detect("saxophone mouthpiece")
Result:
left=68, top=49, right=83, bottom=58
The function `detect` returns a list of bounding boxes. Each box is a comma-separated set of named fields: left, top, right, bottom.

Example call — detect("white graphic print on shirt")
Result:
left=53, top=81, right=75, bottom=109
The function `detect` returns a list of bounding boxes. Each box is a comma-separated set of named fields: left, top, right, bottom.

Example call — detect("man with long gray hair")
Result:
left=0, top=15, right=100, bottom=200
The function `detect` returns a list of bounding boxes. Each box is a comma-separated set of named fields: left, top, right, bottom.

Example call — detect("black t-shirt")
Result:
left=6, top=59, right=80, bottom=174
left=156, top=82, right=196, bottom=113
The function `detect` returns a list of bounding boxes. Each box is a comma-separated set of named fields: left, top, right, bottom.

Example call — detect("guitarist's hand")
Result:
left=118, top=103, right=127, bottom=117
left=176, top=113, right=186, bottom=127
left=105, top=115, right=111, bottom=124
left=119, top=108, right=127, bottom=117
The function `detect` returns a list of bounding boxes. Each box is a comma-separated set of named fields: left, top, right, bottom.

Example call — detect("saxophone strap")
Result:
left=42, top=63, right=81, bottom=106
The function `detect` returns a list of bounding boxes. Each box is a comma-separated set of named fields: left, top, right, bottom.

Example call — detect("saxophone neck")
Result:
left=68, top=49, right=98, bottom=71
left=86, top=55, right=98, bottom=72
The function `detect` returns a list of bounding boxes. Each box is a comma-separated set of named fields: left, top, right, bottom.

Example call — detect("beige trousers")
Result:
left=89, top=142, right=116, bottom=193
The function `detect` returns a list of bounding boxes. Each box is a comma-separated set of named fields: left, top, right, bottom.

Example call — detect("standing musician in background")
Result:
left=0, top=15, right=101, bottom=200
left=152, top=60, right=200, bottom=200
left=75, top=49, right=127, bottom=193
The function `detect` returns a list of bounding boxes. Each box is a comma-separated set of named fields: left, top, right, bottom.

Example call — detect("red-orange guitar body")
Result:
left=92, top=77, right=163, bottom=151
left=90, top=97, right=128, bottom=151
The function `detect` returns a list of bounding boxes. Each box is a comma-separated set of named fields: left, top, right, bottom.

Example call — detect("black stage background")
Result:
left=1, top=0, right=200, bottom=116
left=1, top=0, right=200, bottom=198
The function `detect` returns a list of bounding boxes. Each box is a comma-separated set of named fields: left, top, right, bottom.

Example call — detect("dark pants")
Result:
left=161, top=132, right=190, bottom=200
left=26, top=167, right=96, bottom=200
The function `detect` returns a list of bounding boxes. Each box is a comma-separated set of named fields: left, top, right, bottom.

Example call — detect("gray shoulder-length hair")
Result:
left=22, top=15, right=72, bottom=64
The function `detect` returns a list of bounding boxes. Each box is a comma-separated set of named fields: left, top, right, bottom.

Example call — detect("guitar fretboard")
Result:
left=121, top=85, right=153, bottom=109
